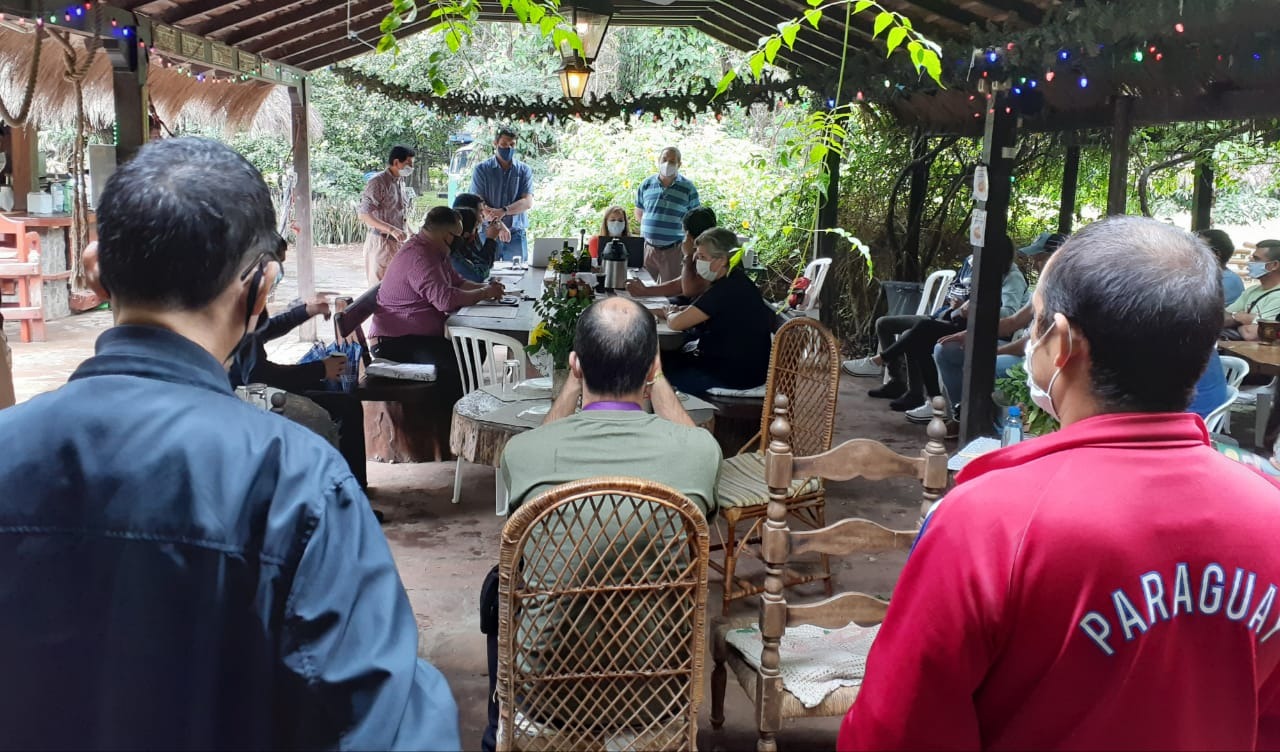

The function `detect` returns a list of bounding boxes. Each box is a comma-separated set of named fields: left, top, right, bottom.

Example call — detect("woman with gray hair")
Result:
left=658, top=227, right=775, bottom=394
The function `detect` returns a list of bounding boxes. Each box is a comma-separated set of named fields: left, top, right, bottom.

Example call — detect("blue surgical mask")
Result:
left=1249, top=260, right=1272, bottom=279
left=497, top=146, right=515, bottom=162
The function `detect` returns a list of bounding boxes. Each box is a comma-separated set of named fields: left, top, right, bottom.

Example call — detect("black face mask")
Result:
left=226, top=252, right=277, bottom=386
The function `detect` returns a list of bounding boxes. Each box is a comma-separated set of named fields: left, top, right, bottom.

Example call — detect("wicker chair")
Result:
left=496, top=477, right=710, bottom=751
left=710, top=395, right=950, bottom=752
left=710, top=317, right=841, bottom=615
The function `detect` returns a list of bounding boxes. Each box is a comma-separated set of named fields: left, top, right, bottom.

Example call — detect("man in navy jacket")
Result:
left=0, top=137, right=459, bottom=750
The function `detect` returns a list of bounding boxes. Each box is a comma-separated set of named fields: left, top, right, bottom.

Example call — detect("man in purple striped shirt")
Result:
left=370, top=206, right=504, bottom=399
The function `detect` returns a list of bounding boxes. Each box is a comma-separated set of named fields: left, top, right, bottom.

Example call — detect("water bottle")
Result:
left=1000, top=406, right=1024, bottom=447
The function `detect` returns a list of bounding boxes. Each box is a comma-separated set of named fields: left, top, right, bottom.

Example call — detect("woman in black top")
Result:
left=659, top=227, right=775, bottom=394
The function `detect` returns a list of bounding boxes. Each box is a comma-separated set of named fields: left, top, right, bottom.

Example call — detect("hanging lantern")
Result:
left=558, top=59, right=593, bottom=100
left=557, top=3, right=612, bottom=63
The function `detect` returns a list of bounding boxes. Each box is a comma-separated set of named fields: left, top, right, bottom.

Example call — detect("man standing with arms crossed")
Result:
left=470, top=127, right=533, bottom=263
left=358, top=144, right=415, bottom=284
left=636, top=146, right=700, bottom=284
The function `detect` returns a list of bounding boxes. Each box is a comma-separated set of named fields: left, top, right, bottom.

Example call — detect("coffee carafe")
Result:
left=602, top=238, right=628, bottom=290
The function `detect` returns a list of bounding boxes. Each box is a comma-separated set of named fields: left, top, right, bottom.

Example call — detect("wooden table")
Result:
left=445, top=265, right=683, bottom=349
left=0, top=212, right=76, bottom=321
left=1219, top=340, right=1280, bottom=447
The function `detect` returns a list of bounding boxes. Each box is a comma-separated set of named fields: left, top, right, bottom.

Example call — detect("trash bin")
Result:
left=882, top=281, right=924, bottom=317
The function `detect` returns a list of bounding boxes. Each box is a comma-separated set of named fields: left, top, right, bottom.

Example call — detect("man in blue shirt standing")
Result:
left=0, top=137, right=460, bottom=750
left=636, top=146, right=700, bottom=283
left=470, top=126, right=533, bottom=262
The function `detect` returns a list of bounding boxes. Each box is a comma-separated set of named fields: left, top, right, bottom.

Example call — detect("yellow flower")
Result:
left=741, top=220, right=751, bottom=229
left=529, top=321, right=549, bottom=346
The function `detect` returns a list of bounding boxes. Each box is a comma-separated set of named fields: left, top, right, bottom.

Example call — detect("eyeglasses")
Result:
left=239, top=248, right=284, bottom=292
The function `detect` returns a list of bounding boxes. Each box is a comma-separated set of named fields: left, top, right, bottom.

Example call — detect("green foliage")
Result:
left=525, top=117, right=819, bottom=280
left=377, top=0, right=583, bottom=94
left=996, top=362, right=1059, bottom=436
left=527, top=284, right=592, bottom=369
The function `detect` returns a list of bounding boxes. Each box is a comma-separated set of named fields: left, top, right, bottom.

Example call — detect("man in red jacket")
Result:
left=839, top=216, right=1280, bottom=750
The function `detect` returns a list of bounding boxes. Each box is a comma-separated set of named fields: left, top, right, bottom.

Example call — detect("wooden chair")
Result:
left=710, top=317, right=841, bottom=615
left=333, top=284, right=445, bottom=462
left=0, top=230, right=44, bottom=342
left=497, top=477, right=710, bottom=751
left=710, top=394, right=950, bottom=752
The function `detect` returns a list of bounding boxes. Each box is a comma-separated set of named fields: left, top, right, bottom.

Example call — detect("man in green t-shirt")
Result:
left=1224, top=239, right=1280, bottom=340
left=479, top=297, right=721, bottom=752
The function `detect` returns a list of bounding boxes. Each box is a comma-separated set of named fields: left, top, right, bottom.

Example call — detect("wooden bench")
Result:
left=0, top=229, right=44, bottom=342
left=334, top=285, right=451, bottom=463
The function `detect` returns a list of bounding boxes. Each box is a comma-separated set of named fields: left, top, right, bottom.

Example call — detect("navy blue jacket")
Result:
left=0, top=326, right=459, bottom=750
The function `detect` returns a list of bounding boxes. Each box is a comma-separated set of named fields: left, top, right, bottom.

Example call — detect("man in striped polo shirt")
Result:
left=635, top=146, right=700, bottom=283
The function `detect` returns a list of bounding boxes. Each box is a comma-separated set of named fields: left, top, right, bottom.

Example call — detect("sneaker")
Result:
left=868, top=380, right=908, bottom=400
left=842, top=357, right=882, bottom=377
left=889, top=393, right=925, bottom=412
left=905, top=402, right=935, bottom=424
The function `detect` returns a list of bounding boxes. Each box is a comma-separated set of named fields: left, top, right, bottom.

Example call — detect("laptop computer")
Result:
left=595, top=236, right=647, bottom=268
left=530, top=237, right=571, bottom=267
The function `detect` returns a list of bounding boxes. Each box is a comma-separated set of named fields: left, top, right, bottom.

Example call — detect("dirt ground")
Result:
left=7, top=243, right=955, bottom=749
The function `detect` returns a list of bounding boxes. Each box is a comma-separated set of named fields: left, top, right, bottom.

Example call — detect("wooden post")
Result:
left=815, top=143, right=841, bottom=328
left=1107, top=96, right=1134, bottom=216
left=289, top=79, right=317, bottom=341
left=105, top=32, right=148, bottom=165
left=959, top=91, right=1017, bottom=443
left=903, top=130, right=930, bottom=280
left=10, top=125, right=37, bottom=211
left=1192, top=156, right=1214, bottom=231
left=1059, top=143, right=1080, bottom=234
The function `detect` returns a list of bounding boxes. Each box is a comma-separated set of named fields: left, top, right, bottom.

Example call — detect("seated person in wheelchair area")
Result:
left=479, top=296, right=722, bottom=752
left=230, top=237, right=367, bottom=489
left=838, top=217, right=1280, bottom=751
left=656, top=227, right=776, bottom=396
left=843, top=235, right=1028, bottom=415
left=369, top=205, right=505, bottom=402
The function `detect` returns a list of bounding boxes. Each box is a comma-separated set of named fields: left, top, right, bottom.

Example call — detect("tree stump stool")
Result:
left=357, top=378, right=450, bottom=463
left=703, top=394, right=764, bottom=456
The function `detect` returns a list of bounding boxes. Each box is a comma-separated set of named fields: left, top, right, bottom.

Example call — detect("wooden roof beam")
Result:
left=195, top=0, right=327, bottom=41
left=969, top=0, right=1045, bottom=26
left=155, top=0, right=254, bottom=25
left=249, top=0, right=388, bottom=59
left=884, top=0, right=982, bottom=34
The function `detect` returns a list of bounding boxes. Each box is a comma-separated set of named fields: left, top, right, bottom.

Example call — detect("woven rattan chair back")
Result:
left=757, top=318, right=840, bottom=458
left=497, top=477, right=711, bottom=751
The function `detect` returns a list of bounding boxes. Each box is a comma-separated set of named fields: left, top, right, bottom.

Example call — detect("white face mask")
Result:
left=659, top=161, right=678, bottom=178
left=398, top=165, right=414, bottom=178
left=695, top=258, right=719, bottom=281
left=606, top=220, right=626, bottom=236
left=1024, top=319, right=1071, bottom=421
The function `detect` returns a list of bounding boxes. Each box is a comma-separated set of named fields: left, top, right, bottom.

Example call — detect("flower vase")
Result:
left=552, top=367, right=570, bottom=400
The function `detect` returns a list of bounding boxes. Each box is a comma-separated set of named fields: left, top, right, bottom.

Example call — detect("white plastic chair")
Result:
left=793, top=257, right=833, bottom=318
left=1220, top=355, right=1250, bottom=433
left=447, top=326, right=528, bottom=506
left=916, top=269, right=956, bottom=317
left=1205, top=385, right=1240, bottom=435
